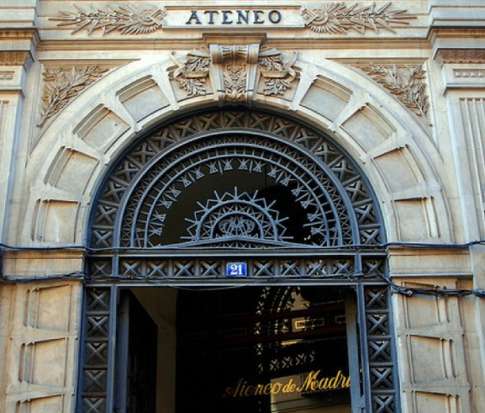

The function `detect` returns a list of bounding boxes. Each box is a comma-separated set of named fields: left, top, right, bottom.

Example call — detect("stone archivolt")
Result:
left=38, top=65, right=109, bottom=127
left=169, top=45, right=298, bottom=101
left=50, top=4, right=167, bottom=35
left=354, top=63, right=429, bottom=118
left=301, top=2, right=414, bottom=34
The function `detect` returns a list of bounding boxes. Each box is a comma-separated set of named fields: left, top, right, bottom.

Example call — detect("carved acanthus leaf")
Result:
left=357, top=64, right=429, bottom=118
left=258, top=48, right=297, bottom=96
left=168, top=50, right=210, bottom=97
left=51, top=5, right=166, bottom=35
left=301, top=2, right=414, bottom=34
left=38, top=66, right=109, bottom=127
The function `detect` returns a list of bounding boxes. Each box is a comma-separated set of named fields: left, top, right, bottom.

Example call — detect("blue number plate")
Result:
left=225, top=262, right=248, bottom=277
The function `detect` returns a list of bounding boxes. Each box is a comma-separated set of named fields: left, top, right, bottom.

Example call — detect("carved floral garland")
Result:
left=51, top=5, right=166, bottom=35
left=301, top=2, right=414, bottom=34
left=38, top=66, right=109, bottom=127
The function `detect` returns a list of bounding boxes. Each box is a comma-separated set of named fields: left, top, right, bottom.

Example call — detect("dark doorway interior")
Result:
left=117, top=287, right=353, bottom=413
left=176, top=287, right=352, bottom=413
left=116, top=292, right=158, bottom=413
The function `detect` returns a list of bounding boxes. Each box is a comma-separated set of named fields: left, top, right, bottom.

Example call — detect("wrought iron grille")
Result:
left=82, top=109, right=399, bottom=413
left=90, top=110, right=383, bottom=250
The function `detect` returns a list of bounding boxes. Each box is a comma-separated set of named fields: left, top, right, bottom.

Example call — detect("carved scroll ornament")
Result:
left=356, top=64, right=429, bottom=118
left=51, top=5, right=166, bottom=35
left=38, top=66, right=109, bottom=127
left=169, top=45, right=298, bottom=101
left=301, top=2, right=414, bottom=34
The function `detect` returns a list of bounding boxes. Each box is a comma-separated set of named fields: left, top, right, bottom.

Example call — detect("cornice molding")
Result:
left=0, top=51, right=31, bottom=66
left=0, top=28, right=39, bottom=44
left=436, top=49, right=485, bottom=64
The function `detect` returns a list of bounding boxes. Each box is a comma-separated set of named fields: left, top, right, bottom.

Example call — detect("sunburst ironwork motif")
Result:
left=183, top=188, right=289, bottom=244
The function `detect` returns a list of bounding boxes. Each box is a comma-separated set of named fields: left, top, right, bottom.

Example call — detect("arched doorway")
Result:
left=79, top=109, right=398, bottom=413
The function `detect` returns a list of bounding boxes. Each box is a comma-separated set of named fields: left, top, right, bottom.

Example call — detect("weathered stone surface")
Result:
left=1, top=1, right=485, bottom=412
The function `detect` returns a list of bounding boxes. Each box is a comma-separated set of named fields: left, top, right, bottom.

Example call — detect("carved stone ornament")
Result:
left=210, top=44, right=260, bottom=102
left=0, top=71, right=15, bottom=81
left=0, top=51, right=31, bottom=66
left=258, top=48, right=297, bottom=96
left=301, top=2, right=415, bottom=34
left=436, top=49, right=485, bottom=64
left=356, top=64, right=429, bottom=118
left=50, top=5, right=167, bottom=35
left=38, top=66, right=109, bottom=127
left=169, top=45, right=298, bottom=101
left=168, top=50, right=211, bottom=96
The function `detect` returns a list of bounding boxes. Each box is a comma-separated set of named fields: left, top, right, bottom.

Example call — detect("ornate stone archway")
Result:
left=9, top=48, right=457, bottom=413
left=19, top=51, right=452, bottom=248
left=80, top=107, right=398, bottom=413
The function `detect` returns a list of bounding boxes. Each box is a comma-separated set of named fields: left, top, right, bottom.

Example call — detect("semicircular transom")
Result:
left=90, top=109, right=384, bottom=249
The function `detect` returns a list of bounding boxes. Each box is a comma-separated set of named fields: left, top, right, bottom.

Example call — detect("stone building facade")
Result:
left=0, top=1, right=484, bottom=412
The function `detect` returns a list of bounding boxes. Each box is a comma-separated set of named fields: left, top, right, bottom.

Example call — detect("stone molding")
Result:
left=210, top=44, right=260, bottom=102
left=0, top=51, right=31, bottom=66
left=436, top=49, right=485, bottom=64
left=50, top=4, right=167, bottom=35
left=442, top=64, right=485, bottom=90
left=301, top=2, right=415, bottom=34
left=38, top=65, right=110, bottom=127
left=353, top=63, right=429, bottom=118
left=169, top=45, right=298, bottom=102
left=0, top=70, right=14, bottom=81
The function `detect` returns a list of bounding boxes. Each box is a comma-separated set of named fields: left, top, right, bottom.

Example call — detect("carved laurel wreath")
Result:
left=38, top=66, right=109, bottom=127
left=51, top=5, right=167, bottom=35
left=301, top=2, right=415, bottom=34
left=357, top=64, right=429, bottom=118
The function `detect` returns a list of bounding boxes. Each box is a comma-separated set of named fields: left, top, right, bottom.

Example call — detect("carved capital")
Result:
left=38, top=65, right=110, bottom=127
left=301, top=2, right=415, bottom=34
left=354, top=63, right=429, bottom=118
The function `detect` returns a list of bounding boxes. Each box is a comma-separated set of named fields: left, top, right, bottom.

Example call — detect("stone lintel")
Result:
left=2, top=249, right=85, bottom=277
